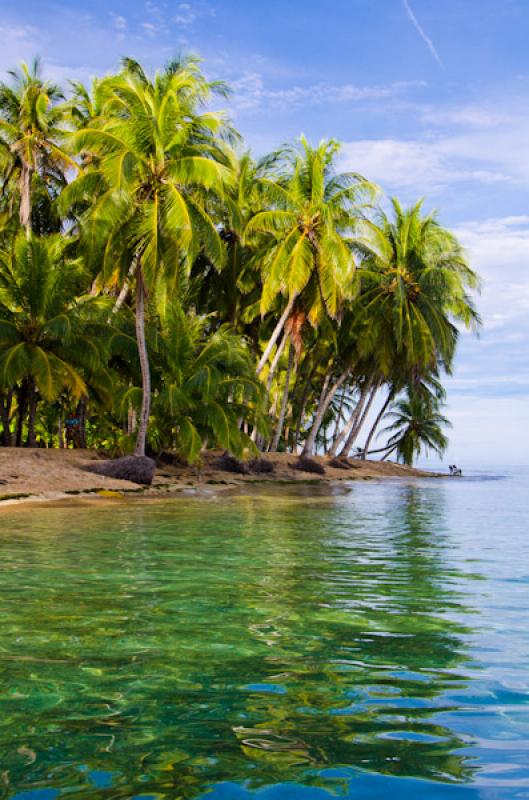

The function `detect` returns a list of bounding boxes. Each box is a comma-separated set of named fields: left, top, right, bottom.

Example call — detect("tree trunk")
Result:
left=381, top=445, right=398, bottom=461
left=15, top=379, right=29, bottom=447
left=0, top=390, right=13, bottom=446
left=76, top=396, right=88, bottom=448
left=266, top=330, right=289, bottom=391
left=256, top=295, right=296, bottom=377
left=333, top=385, right=346, bottom=441
left=302, top=366, right=351, bottom=455
left=20, top=161, right=33, bottom=235
left=293, top=389, right=309, bottom=452
left=127, top=405, right=137, bottom=436
left=301, top=369, right=330, bottom=455
left=358, top=443, right=397, bottom=457
left=58, top=412, right=64, bottom=449
left=341, top=380, right=380, bottom=456
left=360, top=389, right=393, bottom=459
left=270, top=340, right=295, bottom=452
left=111, top=255, right=138, bottom=317
left=328, top=380, right=370, bottom=457
left=26, top=380, right=38, bottom=447
left=134, top=265, right=151, bottom=458
left=292, top=362, right=318, bottom=452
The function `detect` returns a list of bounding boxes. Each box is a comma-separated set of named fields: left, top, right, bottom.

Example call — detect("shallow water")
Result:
left=0, top=471, right=528, bottom=799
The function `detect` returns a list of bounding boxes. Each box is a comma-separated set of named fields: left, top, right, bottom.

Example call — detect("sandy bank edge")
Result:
left=0, top=448, right=445, bottom=511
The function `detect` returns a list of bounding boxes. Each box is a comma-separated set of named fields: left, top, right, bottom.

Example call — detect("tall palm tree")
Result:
left=66, top=58, right=231, bottom=456
left=245, top=137, right=375, bottom=376
left=0, top=59, right=75, bottom=234
left=357, top=199, right=481, bottom=377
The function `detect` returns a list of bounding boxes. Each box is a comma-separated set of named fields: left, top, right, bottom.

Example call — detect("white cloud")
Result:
left=174, top=3, right=197, bottom=26
left=231, top=74, right=426, bottom=112
left=109, top=12, right=127, bottom=37
left=339, top=138, right=510, bottom=191
left=454, top=216, right=529, bottom=325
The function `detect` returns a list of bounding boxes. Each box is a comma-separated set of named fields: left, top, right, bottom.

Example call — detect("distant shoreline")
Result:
left=0, top=448, right=444, bottom=510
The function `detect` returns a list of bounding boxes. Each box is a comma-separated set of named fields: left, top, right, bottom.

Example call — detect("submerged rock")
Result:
left=86, top=455, right=156, bottom=485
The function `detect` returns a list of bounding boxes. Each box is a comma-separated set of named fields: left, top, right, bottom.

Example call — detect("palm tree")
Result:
left=189, top=150, right=266, bottom=332
left=318, top=198, right=480, bottom=458
left=380, top=393, right=451, bottom=465
left=357, top=199, right=481, bottom=377
left=0, top=59, right=75, bottom=234
left=149, top=307, right=264, bottom=461
left=0, top=232, right=109, bottom=446
left=245, top=137, right=375, bottom=377
left=66, top=58, right=231, bottom=456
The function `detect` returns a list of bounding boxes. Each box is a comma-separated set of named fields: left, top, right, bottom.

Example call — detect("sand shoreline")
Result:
left=0, top=448, right=444, bottom=509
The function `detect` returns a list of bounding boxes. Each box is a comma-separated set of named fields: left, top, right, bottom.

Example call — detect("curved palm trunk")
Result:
left=249, top=331, right=289, bottom=446
left=302, top=366, right=351, bottom=455
left=360, top=389, right=393, bottom=460
left=134, top=265, right=151, bottom=458
left=270, top=340, right=295, bottom=452
left=293, top=382, right=310, bottom=452
left=328, top=380, right=371, bottom=457
left=333, top=385, right=346, bottom=439
left=256, top=295, right=296, bottom=377
left=301, top=370, right=330, bottom=455
left=381, top=444, right=398, bottom=461
left=341, top=380, right=380, bottom=456
left=357, top=443, right=397, bottom=457
left=266, top=330, right=289, bottom=391
left=292, top=360, right=318, bottom=452
left=111, top=255, right=139, bottom=317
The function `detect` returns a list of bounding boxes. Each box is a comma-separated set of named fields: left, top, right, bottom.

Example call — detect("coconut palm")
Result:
left=245, top=137, right=375, bottom=376
left=0, top=59, right=75, bottom=234
left=357, top=199, right=481, bottom=376
left=148, top=307, right=264, bottom=461
left=190, top=150, right=265, bottom=331
left=0, top=232, right=110, bottom=445
left=380, top=393, right=451, bottom=466
left=65, top=58, right=231, bottom=456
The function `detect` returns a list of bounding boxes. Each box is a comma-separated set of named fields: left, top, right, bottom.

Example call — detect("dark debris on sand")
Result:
left=86, top=455, right=156, bottom=486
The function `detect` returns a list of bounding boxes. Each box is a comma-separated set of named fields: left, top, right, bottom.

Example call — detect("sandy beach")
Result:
left=0, top=448, right=440, bottom=508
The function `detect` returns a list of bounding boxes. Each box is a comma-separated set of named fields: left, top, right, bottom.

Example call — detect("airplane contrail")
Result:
left=402, top=0, right=443, bottom=68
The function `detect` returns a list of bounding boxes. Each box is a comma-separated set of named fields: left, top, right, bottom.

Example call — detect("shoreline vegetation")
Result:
left=0, top=57, right=481, bottom=478
left=0, top=448, right=441, bottom=509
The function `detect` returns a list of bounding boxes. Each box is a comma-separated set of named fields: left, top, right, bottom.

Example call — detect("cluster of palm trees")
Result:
left=0, top=57, right=480, bottom=465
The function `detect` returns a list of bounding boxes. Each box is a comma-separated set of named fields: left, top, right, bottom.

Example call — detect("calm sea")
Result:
left=0, top=469, right=528, bottom=799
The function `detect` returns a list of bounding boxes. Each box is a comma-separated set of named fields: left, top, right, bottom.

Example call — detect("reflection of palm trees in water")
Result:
left=218, top=486, right=479, bottom=793
left=0, top=493, right=481, bottom=799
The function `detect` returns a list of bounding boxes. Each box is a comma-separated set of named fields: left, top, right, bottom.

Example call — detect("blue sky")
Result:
left=2, top=0, right=529, bottom=465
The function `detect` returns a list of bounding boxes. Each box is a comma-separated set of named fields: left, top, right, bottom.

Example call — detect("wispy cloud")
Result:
left=231, top=74, right=426, bottom=112
left=174, top=3, right=196, bottom=26
left=339, top=138, right=510, bottom=192
left=402, top=0, right=443, bottom=68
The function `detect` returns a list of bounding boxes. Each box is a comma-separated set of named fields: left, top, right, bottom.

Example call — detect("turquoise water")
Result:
left=0, top=472, right=528, bottom=799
